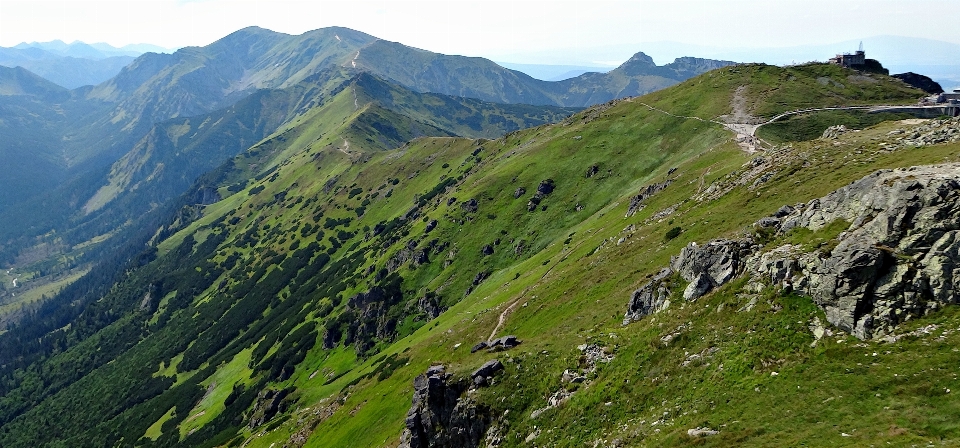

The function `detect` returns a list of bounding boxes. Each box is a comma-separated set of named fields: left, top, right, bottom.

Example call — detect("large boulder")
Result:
left=471, top=359, right=504, bottom=387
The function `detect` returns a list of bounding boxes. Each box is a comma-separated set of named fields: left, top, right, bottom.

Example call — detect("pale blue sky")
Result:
left=1, top=0, right=957, bottom=66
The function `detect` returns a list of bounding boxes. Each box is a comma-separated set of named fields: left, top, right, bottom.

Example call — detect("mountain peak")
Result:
left=615, top=51, right=660, bottom=76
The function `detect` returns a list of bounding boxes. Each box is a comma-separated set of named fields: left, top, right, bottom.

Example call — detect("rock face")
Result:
left=398, top=365, right=490, bottom=448
left=821, top=124, right=849, bottom=139
left=755, top=165, right=960, bottom=339
left=623, top=238, right=754, bottom=324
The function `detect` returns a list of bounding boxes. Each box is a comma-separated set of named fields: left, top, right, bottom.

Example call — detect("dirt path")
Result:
left=641, top=89, right=926, bottom=153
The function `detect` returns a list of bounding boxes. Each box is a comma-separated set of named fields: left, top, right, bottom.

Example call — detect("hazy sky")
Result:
left=1, top=0, right=958, bottom=64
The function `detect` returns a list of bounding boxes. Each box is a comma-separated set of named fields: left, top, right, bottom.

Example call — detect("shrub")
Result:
left=664, top=226, right=682, bottom=241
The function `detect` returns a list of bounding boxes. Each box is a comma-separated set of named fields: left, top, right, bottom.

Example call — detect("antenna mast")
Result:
left=858, top=41, right=864, bottom=52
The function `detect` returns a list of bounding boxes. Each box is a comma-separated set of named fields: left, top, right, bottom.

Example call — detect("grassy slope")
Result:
left=172, top=67, right=955, bottom=446
left=3, top=63, right=951, bottom=447
left=158, top=64, right=960, bottom=447
left=294, top=67, right=954, bottom=447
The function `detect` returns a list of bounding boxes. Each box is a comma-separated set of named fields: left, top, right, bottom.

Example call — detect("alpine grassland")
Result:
left=2, top=60, right=960, bottom=448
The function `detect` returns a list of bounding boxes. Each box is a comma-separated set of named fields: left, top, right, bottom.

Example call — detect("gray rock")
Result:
left=398, top=365, right=490, bottom=448
left=625, top=180, right=671, bottom=217
left=623, top=268, right=674, bottom=324
left=536, top=179, right=556, bottom=195
left=513, top=187, right=526, bottom=199
left=756, top=217, right=781, bottom=228
left=461, top=198, right=479, bottom=213
left=821, top=124, right=849, bottom=139
left=488, top=335, right=521, bottom=351
left=671, top=238, right=755, bottom=296
left=470, top=341, right=489, bottom=353
left=471, top=360, right=504, bottom=387
left=773, top=204, right=796, bottom=218
left=687, top=427, right=719, bottom=437
left=472, top=271, right=489, bottom=286
left=760, top=164, right=960, bottom=339
left=683, top=272, right=714, bottom=300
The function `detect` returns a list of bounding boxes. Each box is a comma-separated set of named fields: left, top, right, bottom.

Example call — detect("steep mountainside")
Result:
left=77, top=71, right=576, bottom=230
left=3, top=62, right=958, bottom=448
left=0, top=25, right=729, bottom=239
left=0, top=66, right=74, bottom=209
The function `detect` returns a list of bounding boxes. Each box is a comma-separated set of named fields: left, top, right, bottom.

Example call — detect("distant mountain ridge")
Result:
left=12, top=40, right=173, bottom=59
left=0, top=40, right=172, bottom=89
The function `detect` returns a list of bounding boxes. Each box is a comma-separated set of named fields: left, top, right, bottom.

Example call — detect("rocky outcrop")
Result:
left=625, top=180, right=672, bottom=217
left=585, top=165, right=599, bottom=178
left=461, top=198, right=479, bottom=213
left=671, top=238, right=756, bottom=300
left=625, top=164, right=960, bottom=340
left=248, top=388, right=292, bottom=428
left=623, top=268, right=674, bottom=325
left=893, top=72, right=944, bottom=95
left=398, top=365, right=490, bottom=448
left=470, top=335, right=521, bottom=353
left=752, top=164, right=960, bottom=339
left=536, top=179, right=555, bottom=195
left=883, top=117, right=960, bottom=150
left=623, top=238, right=754, bottom=324
left=821, top=124, right=850, bottom=139
left=471, top=360, right=504, bottom=386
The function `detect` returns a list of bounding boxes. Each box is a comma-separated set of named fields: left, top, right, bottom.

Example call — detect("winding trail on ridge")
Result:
left=636, top=95, right=932, bottom=153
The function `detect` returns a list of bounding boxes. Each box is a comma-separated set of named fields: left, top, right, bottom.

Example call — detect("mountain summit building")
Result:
left=829, top=48, right=866, bottom=68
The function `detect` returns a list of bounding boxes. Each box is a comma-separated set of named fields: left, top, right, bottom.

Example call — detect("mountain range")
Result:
left=0, top=26, right=735, bottom=269
left=0, top=40, right=173, bottom=89
left=0, top=24, right=957, bottom=448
